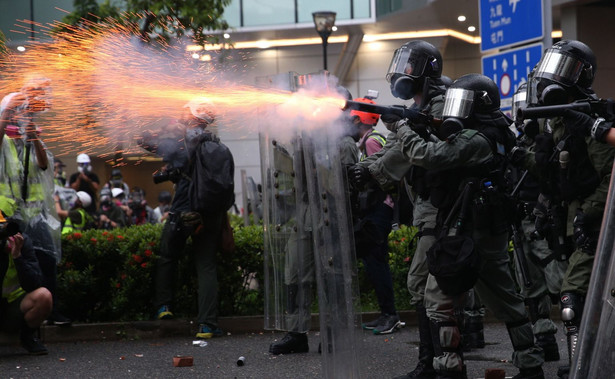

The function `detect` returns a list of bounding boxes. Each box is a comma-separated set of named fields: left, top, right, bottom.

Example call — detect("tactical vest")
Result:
left=534, top=131, right=600, bottom=202
left=426, top=126, right=514, bottom=233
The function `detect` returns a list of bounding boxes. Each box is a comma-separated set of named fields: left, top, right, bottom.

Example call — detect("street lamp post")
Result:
left=312, top=11, right=336, bottom=71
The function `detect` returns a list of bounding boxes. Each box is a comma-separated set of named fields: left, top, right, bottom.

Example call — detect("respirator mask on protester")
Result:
left=77, top=163, right=92, bottom=173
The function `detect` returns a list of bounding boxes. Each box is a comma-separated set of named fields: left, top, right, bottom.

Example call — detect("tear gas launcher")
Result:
left=517, top=98, right=615, bottom=121
left=342, top=100, right=443, bottom=127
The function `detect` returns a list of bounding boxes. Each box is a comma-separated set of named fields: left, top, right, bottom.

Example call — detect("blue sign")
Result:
left=481, top=43, right=543, bottom=113
left=479, top=0, right=544, bottom=52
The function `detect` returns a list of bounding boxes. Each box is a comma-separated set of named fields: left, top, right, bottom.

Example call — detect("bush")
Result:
left=357, top=224, right=419, bottom=312
left=56, top=215, right=418, bottom=322
left=57, top=218, right=265, bottom=322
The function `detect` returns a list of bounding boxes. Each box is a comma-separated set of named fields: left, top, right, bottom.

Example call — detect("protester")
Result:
left=146, top=99, right=234, bottom=339
left=60, top=191, right=95, bottom=235
left=97, top=188, right=130, bottom=229
left=152, top=190, right=172, bottom=223
left=68, top=153, right=100, bottom=215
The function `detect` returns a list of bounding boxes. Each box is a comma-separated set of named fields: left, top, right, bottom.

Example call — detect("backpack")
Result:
left=188, top=133, right=235, bottom=214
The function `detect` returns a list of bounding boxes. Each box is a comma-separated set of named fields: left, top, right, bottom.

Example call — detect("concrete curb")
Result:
left=3, top=306, right=560, bottom=344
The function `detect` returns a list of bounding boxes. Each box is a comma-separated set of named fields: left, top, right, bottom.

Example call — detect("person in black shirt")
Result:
left=68, top=153, right=100, bottom=214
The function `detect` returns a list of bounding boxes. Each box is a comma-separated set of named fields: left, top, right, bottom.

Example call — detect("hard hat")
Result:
left=349, top=98, right=380, bottom=126
left=111, top=188, right=124, bottom=198
left=77, top=153, right=91, bottom=164
left=76, top=191, right=92, bottom=208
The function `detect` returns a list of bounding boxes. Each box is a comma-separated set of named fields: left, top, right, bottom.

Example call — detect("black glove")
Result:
left=573, top=210, right=595, bottom=254
left=348, top=164, right=372, bottom=189
left=563, top=109, right=612, bottom=143
left=410, top=123, right=431, bottom=140
left=381, top=113, right=403, bottom=133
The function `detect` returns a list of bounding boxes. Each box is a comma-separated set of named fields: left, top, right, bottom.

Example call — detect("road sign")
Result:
left=481, top=43, right=543, bottom=113
left=479, top=0, right=544, bottom=52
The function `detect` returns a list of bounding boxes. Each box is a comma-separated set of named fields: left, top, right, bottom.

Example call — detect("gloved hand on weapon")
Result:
left=347, top=164, right=372, bottom=190
left=563, top=109, right=612, bottom=143
left=381, top=113, right=403, bottom=133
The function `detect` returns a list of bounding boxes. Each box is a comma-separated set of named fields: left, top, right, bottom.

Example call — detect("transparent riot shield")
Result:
left=259, top=72, right=315, bottom=333
left=571, top=160, right=615, bottom=379
left=301, top=124, right=363, bottom=378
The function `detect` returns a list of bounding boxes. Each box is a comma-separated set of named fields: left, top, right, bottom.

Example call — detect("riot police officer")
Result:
left=509, top=83, right=564, bottom=362
left=350, top=39, right=451, bottom=377
left=392, top=74, right=544, bottom=379
left=519, top=40, right=615, bottom=378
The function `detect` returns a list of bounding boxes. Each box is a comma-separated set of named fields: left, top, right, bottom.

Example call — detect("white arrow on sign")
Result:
left=502, top=58, right=509, bottom=72
left=510, top=0, right=521, bottom=13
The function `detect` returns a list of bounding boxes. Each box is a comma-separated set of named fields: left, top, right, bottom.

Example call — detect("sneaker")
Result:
left=20, top=330, right=48, bottom=355
left=269, top=332, right=309, bottom=355
left=47, top=310, right=72, bottom=327
left=373, top=314, right=401, bottom=335
left=362, top=314, right=387, bottom=330
left=156, top=305, right=174, bottom=320
left=195, top=323, right=224, bottom=339
left=512, top=366, right=545, bottom=379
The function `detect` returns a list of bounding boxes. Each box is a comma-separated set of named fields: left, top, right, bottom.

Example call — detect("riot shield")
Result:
left=301, top=117, right=363, bottom=378
left=571, top=160, right=615, bottom=379
left=259, top=73, right=315, bottom=333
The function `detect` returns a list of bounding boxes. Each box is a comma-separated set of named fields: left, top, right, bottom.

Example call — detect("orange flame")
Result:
left=0, top=15, right=345, bottom=158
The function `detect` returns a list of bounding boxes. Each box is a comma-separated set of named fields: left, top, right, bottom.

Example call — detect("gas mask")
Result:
left=390, top=75, right=418, bottom=100
left=527, top=49, right=592, bottom=106
left=77, top=163, right=92, bottom=173
left=439, top=87, right=476, bottom=137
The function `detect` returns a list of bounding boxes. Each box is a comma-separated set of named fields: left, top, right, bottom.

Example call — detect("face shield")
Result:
left=511, top=87, right=527, bottom=124
left=442, top=88, right=476, bottom=119
left=386, top=46, right=429, bottom=83
left=527, top=49, right=588, bottom=105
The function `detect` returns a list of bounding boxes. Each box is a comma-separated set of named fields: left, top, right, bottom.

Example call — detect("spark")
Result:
left=0, top=14, right=345, bottom=159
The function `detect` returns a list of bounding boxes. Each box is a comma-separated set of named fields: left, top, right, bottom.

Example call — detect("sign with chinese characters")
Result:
left=481, top=43, right=543, bottom=114
left=479, top=0, right=544, bottom=52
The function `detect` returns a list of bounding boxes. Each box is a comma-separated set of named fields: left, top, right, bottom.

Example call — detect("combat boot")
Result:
left=269, top=332, right=309, bottom=355
left=535, top=332, right=560, bottom=361
left=462, top=314, right=485, bottom=350
left=393, top=305, right=436, bottom=379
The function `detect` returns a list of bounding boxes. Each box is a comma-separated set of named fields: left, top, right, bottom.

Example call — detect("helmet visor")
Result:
left=511, top=87, right=527, bottom=122
left=386, top=46, right=429, bottom=83
left=443, top=88, right=475, bottom=119
left=533, top=50, right=586, bottom=87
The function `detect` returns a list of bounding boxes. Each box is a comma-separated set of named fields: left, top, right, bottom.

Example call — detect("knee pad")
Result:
left=560, top=292, right=585, bottom=329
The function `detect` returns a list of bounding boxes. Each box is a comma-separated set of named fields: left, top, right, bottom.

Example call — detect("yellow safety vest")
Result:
left=2, top=255, right=26, bottom=303
left=62, top=208, right=91, bottom=235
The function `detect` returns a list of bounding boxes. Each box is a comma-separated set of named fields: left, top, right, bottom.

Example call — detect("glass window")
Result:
left=243, top=0, right=295, bottom=27
left=222, top=0, right=241, bottom=28
left=297, top=0, right=350, bottom=23
left=353, top=0, right=371, bottom=19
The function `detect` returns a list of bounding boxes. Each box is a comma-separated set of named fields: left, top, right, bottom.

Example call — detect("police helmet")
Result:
left=527, top=40, right=596, bottom=104
left=442, top=74, right=500, bottom=119
left=386, top=40, right=442, bottom=83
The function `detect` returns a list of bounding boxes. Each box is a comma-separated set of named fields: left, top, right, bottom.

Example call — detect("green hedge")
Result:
left=56, top=216, right=417, bottom=322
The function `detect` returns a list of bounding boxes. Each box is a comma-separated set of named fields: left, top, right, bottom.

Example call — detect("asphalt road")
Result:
left=0, top=321, right=567, bottom=378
